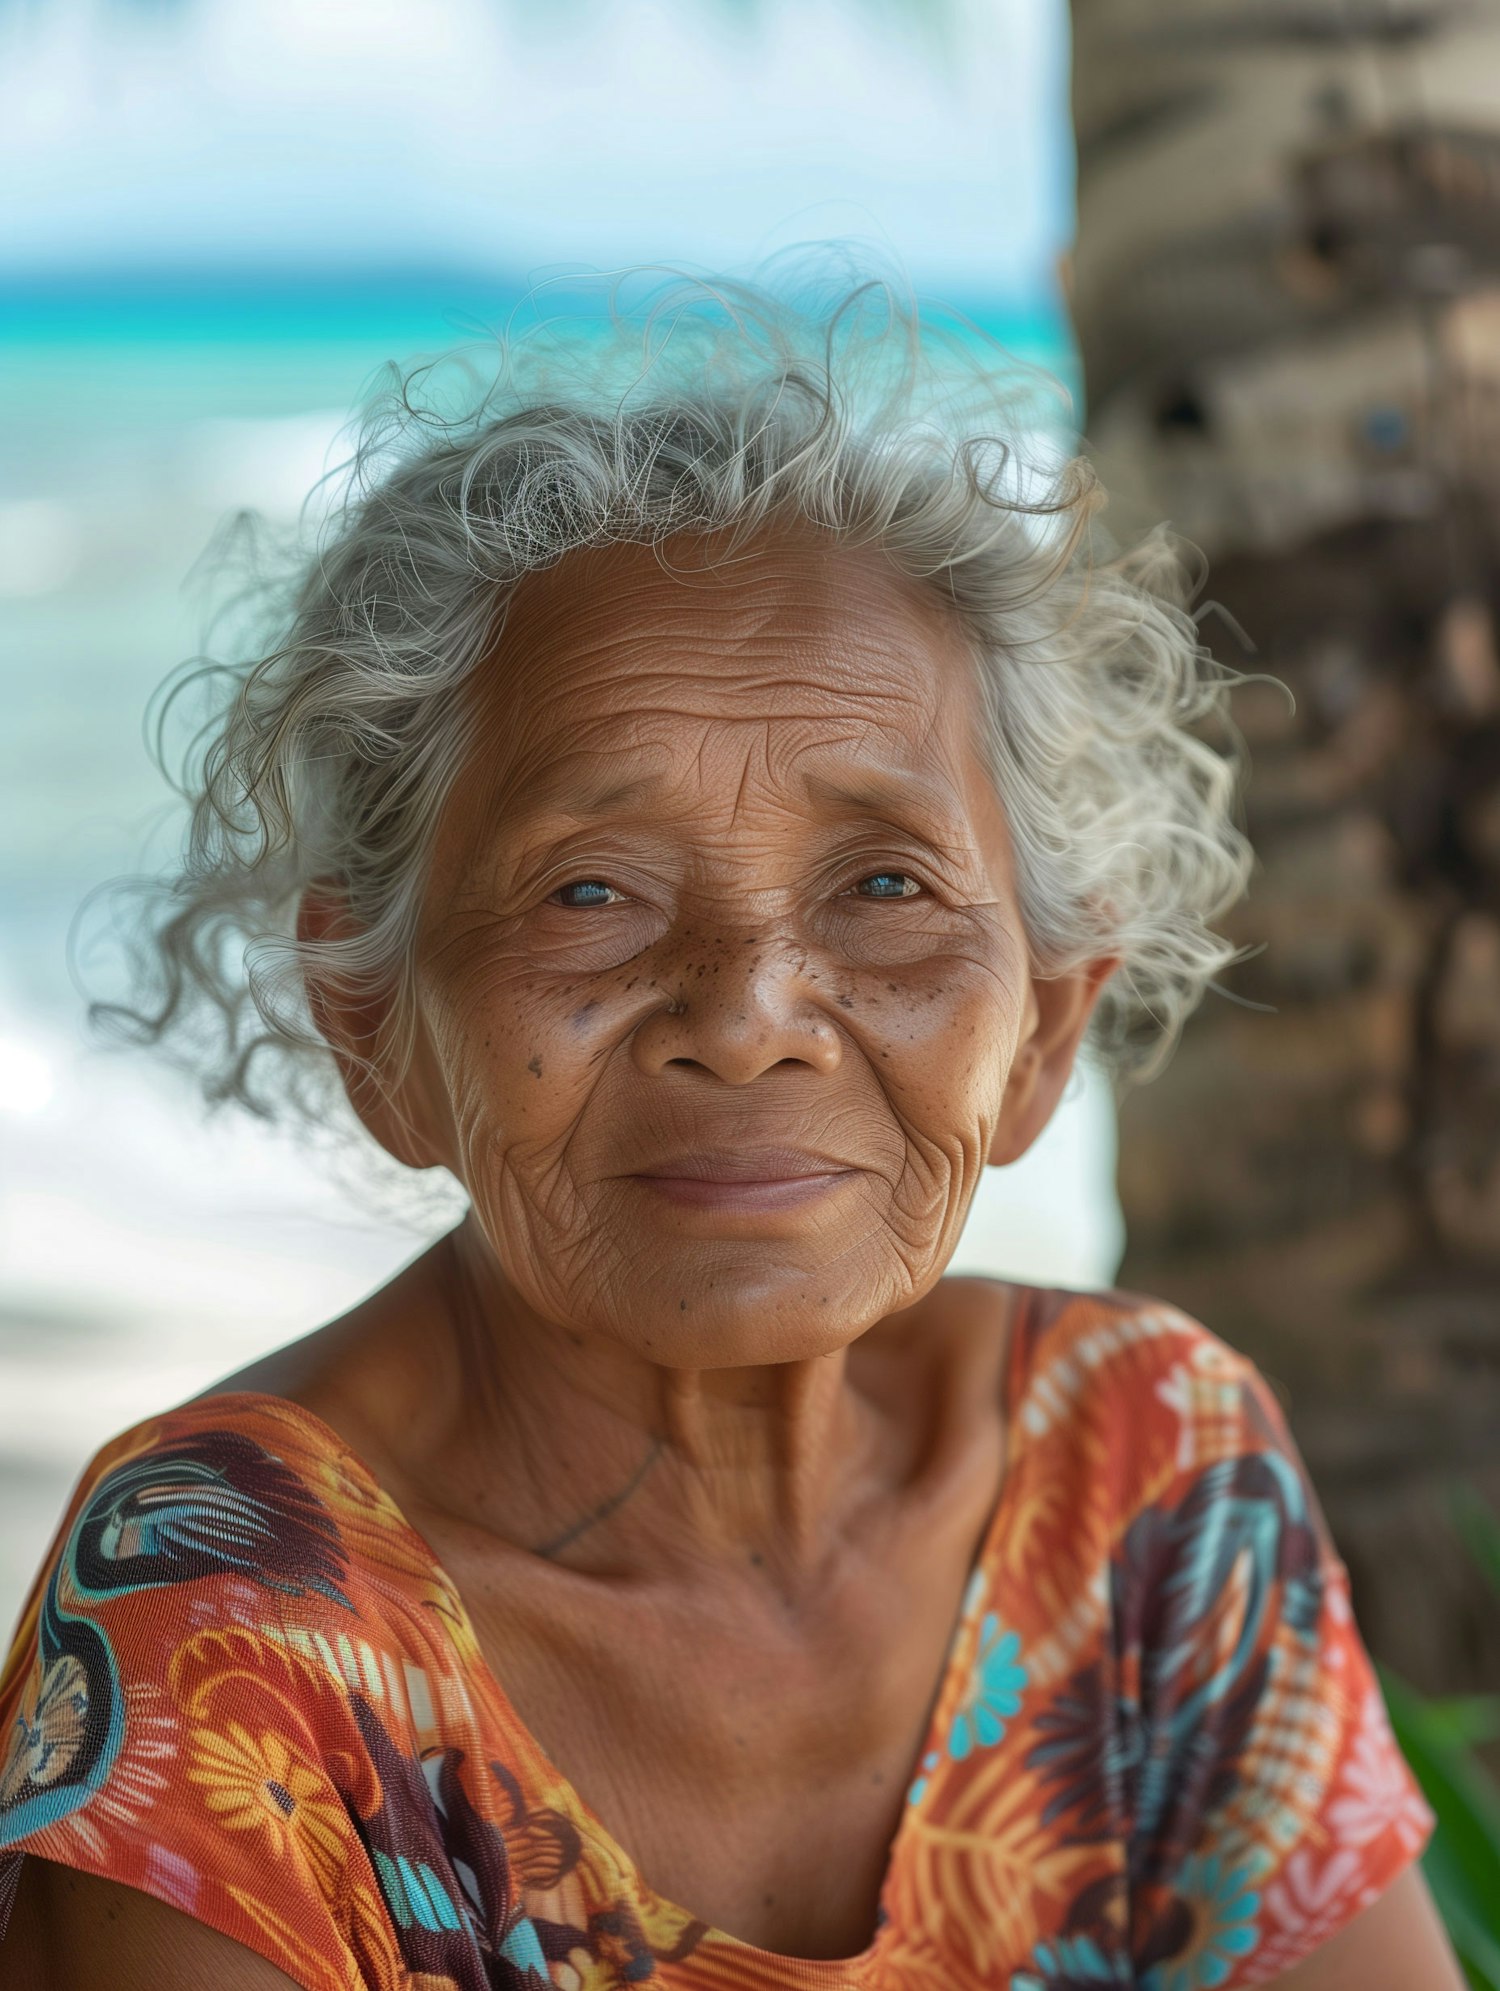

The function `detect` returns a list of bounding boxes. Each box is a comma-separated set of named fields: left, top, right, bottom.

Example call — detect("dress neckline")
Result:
left=194, top=1281, right=1037, bottom=1982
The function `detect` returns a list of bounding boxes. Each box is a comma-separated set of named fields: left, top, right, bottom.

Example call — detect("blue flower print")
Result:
left=1142, top=1853, right=1261, bottom=1991
left=1010, top=1930, right=1127, bottom=1988
left=907, top=1749, right=941, bottom=1806
left=948, top=1613, right=1027, bottom=1762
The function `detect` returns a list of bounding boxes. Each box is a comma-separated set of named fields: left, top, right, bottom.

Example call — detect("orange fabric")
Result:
left=0, top=1285, right=1434, bottom=1988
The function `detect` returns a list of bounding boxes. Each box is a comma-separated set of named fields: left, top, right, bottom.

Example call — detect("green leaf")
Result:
left=1440, top=1890, right=1500, bottom=1991
left=1427, top=1697, right=1500, bottom=1750
left=1378, top=1663, right=1500, bottom=1947
left=1448, top=1482, right=1500, bottom=1602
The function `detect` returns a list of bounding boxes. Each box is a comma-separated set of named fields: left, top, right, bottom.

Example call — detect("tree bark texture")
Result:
left=1068, top=0, right=1500, bottom=1694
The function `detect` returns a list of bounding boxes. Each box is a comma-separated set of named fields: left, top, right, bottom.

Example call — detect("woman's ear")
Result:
left=296, top=885, right=447, bottom=1171
left=988, top=954, right=1121, bottom=1168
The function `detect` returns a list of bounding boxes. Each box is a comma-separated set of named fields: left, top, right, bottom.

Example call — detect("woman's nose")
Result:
left=629, top=934, right=844, bottom=1084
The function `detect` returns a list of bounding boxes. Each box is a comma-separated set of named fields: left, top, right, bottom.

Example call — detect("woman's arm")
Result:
left=4, top=1857, right=306, bottom=1991
left=1263, top=1865, right=1466, bottom=1991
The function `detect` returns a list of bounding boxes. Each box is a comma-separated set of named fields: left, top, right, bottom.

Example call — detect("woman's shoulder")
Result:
left=987, top=1273, right=1352, bottom=1593
left=0, top=1389, right=457, bottom=1988
left=0, top=1388, right=446, bottom=1834
left=1002, top=1276, right=1276, bottom=1435
left=943, top=1282, right=1436, bottom=1985
left=929, top=1271, right=1287, bottom=1519
left=3, top=1388, right=388, bottom=1636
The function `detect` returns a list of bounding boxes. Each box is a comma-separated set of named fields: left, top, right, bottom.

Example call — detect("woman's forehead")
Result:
left=470, top=532, right=981, bottom=767
left=425, top=534, right=1008, bottom=886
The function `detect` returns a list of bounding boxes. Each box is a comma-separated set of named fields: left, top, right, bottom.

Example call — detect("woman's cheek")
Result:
left=417, top=961, right=538, bottom=1146
left=854, top=954, right=1017, bottom=1125
left=457, top=986, right=641, bottom=1164
left=851, top=943, right=1015, bottom=1051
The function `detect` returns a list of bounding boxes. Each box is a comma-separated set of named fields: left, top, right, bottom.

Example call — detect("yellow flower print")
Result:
left=188, top=1720, right=348, bottom=1902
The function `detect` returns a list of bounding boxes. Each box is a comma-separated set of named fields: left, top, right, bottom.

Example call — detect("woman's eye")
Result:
left=551, top=880, right=624, bottom=908
left=851, top=872, right=923, bottom=900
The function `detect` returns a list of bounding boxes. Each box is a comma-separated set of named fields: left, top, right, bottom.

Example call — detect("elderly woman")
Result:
left=0, top=272, right=1461, bottom=1990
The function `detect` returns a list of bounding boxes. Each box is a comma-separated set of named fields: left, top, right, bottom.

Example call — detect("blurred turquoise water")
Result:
left=0, top=270, right=1074, bottom=351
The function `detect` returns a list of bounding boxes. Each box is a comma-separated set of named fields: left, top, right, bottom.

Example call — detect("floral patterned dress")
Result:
left=0, top=1283, right=1434, bottom=1989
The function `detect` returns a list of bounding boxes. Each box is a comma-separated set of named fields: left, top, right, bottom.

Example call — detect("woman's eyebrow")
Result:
left=802, top=769, right=966, bottom=838
left=502, top=761, right=967, bottom=839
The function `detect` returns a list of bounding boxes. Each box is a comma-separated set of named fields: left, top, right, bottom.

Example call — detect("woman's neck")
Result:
left=354, top=1217, right=907, bottom=1592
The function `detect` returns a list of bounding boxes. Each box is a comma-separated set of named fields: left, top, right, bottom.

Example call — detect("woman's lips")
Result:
left=629, top=1149, right=856, bottom=1212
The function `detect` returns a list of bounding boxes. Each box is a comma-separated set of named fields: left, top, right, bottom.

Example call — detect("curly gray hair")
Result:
left=88, top=263, right=1257, bottom=1133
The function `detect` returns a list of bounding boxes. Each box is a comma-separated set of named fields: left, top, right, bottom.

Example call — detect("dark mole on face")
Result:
left=569, top=1000, right=600, bottom=1029
left=527, top=1053, right=543, bottom=1078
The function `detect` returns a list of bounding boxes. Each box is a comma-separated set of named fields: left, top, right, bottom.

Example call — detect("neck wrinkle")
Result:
left=433, top=1216, right=892, bottom=1585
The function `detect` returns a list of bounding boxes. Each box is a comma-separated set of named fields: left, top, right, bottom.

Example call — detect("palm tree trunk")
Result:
left=1068, top=0, right=1500, bottom=1692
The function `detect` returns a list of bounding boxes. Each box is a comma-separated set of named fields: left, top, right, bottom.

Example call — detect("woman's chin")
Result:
left=591, top=1260, right=898, bottom=1370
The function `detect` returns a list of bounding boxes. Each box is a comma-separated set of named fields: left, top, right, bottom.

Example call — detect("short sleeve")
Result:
left=1119, top=1331, right=1436, bottom=1990
left=0, top=1414, right=400, bottom=1991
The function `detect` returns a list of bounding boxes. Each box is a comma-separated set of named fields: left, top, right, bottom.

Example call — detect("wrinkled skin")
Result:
left=319, top=529, right=1117, bottom=1374
left=278, top=526, right=1120, bottom=1957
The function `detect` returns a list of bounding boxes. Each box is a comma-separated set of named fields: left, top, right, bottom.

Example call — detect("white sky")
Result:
left=2, top=0, right=1071, bottom=293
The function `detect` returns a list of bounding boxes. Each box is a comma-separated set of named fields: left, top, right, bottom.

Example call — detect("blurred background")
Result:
left=4, top=0, right=1500, bottom=1968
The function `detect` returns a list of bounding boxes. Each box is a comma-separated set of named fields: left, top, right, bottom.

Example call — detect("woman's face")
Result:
left=378, top=530, right=1108, bottom=1364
